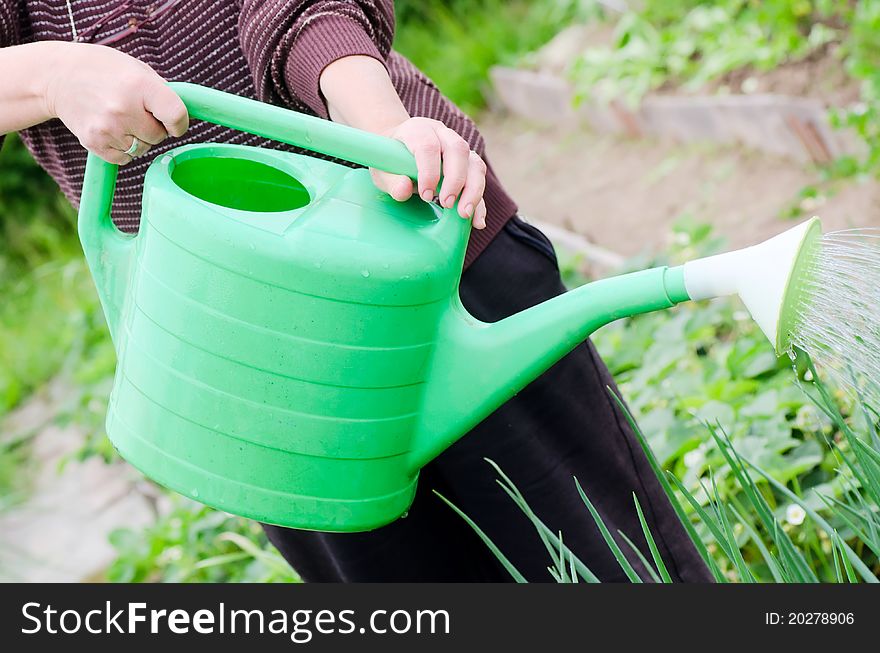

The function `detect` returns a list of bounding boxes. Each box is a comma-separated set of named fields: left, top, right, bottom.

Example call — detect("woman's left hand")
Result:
left=371, top=117, right=488, bottom=230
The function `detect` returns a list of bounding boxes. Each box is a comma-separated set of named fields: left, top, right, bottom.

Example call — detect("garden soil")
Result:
left=481, top=115, right=880, bottom=259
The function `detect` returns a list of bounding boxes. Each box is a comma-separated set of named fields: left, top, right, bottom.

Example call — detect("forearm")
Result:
left=319, top=55, right=409, bottom=134
left=0, top=42, right=60, bottom=134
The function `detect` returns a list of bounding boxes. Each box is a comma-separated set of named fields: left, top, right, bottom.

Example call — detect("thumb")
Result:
left=370, top=169, right=414, bottom=202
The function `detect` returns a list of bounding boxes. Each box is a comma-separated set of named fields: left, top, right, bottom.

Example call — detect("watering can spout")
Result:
left=409, top=218, right=824, bottom=470
left=682, top=217, right=822, bottom=354
left=409, top=265, right=692, bottom=471
left=78, top=153, right=136, bottom=344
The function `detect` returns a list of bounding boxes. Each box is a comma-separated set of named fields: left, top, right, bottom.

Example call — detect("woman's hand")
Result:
left=43, top=42, right=188, bottom=165
left=319, top=55, right=488, bottom=229
left=371, top=117, right=487, bottom=229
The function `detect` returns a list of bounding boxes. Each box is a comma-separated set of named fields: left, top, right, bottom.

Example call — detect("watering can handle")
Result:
left=168, top=82, right=419, bottom=176
left=79, top=82, right=419, bottom=238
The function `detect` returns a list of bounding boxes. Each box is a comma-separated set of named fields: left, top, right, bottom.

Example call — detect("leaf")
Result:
left=433, top=491, right=527, bottom=583
left=607, top=387, right=725, bottom=582
left=574, top=477, right=643, bottom=583
left=484, top=459, right=600, bottom=583
left=745, top=459, right=878, bottom=583
left=632, top=493, right=673, bottom=583
left=618, top=530, right=662, bottom=583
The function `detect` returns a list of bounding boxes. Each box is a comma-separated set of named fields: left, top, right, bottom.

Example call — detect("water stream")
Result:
left=788, top=228, right=880, bottom=408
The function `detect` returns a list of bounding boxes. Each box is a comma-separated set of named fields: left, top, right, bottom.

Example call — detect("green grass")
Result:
left=393, top=0, right=582, bottom=113
left=106, top=497, right=300, bottom=583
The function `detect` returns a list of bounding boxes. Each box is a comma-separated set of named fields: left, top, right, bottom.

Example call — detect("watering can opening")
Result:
left=170, top=153, right=311, bottom=214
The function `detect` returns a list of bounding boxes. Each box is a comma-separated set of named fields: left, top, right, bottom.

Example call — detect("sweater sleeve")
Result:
left=0, top=0, right=22, bottom=149
left=0, top=0, right=21, bottom=48
left=237, top=0, right=395, bottom=119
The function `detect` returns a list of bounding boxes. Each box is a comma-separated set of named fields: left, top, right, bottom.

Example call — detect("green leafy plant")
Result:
left=106, top=497, right=300, bottom=583
left=0, top=437, right=30, bottom=511
left=549, top=220, right=879, bottom=581
left=442, top=367, right=880, bottom=582
left=559, top=1, right=880, bottom=179
left=569, top=0, right=839, bottom=106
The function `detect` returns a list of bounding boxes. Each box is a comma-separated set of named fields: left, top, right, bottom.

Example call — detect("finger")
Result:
left=407, top=129, right=441, bottom=202
left=103, top=129, right=134, bottom=152
left=110, top=134, right=150, bottom=160
left=143, top=81, right=189, bottom=137
left=436, top=129, right=470, bottom=209
left=97, top=146, right=133, bottom=166
left=370, top=169, right=414, bottom=201
left=473, top=199, right=487, bottom=230
left=129, top=112, right=168, bottom=146
left=457, top=151, right=487, bottom=219
left=126, top=136, right=152, bottom=158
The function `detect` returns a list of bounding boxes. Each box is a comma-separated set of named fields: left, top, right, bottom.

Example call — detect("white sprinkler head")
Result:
left=682, top=217, right=822, bottom=354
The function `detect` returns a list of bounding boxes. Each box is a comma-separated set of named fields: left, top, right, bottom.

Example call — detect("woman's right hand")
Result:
left=43, top=42, right=188, bottom=165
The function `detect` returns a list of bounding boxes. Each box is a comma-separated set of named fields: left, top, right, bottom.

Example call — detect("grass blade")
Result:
left=433, top=491, right=528, bottom=583
left=632, top=492, right=673, bottom=583
left=708, top=424, right=816, bottom=582
left=484, top=459, right=600, bottom=582
left=608, top=387, right=723, bottom=581
left=729, top=502, right=785, bottom=583
left=745, top=459, right=878, bottom=583
left=618, top=529, right=663, bottom=583
left=574, top=477, right=643, bottom=583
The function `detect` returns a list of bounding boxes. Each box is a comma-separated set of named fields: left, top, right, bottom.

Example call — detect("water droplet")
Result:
left=382, top=263, right=390, bottom=270
left=248, top=243, right=256, bottom=250
left=361, top=269, right=370, bottom=278
left=192, top=488, right=199, bottom=498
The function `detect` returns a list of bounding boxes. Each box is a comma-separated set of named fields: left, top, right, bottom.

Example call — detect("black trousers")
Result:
left=263, top=217, right=712, bottom=582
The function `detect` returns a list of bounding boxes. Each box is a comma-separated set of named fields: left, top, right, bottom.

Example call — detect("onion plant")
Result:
left=440, top=365, right=880, bottom=583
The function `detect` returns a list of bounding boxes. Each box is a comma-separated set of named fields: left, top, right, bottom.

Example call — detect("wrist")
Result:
left=35, top=41, right=75, bottom=120
left=320, top=55, right=409, bottom=134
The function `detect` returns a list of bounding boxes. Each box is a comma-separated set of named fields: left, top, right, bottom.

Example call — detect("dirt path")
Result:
left=0, top=381, right=154, bottom=582
left=480, top=115, right=880, bottom=257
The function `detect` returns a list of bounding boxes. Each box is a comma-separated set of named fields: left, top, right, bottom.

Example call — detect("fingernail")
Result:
left=421, top=189, right=433, bottom=202
left=464, top=203, right=474, bottom=217
left=442, top=194, right=454, bottom=208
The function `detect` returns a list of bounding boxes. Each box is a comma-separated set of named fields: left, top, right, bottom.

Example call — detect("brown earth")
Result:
left=691, top=45, right=861, bottom=108
left=480, top=115, right=880, bottom=258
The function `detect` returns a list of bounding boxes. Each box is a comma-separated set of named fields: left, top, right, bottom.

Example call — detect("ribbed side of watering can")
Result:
left=104, top=143, right=467, bottom=531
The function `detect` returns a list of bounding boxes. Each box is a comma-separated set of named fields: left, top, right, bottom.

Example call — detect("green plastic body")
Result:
left=77, top=83, right=692, bottom=531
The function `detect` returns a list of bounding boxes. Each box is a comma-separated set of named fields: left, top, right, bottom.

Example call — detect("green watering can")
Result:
left=78, top=83, right=821, bottom=532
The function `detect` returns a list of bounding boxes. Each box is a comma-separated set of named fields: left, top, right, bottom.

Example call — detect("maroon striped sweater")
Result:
left=0, top=0, right=517, bottom=267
